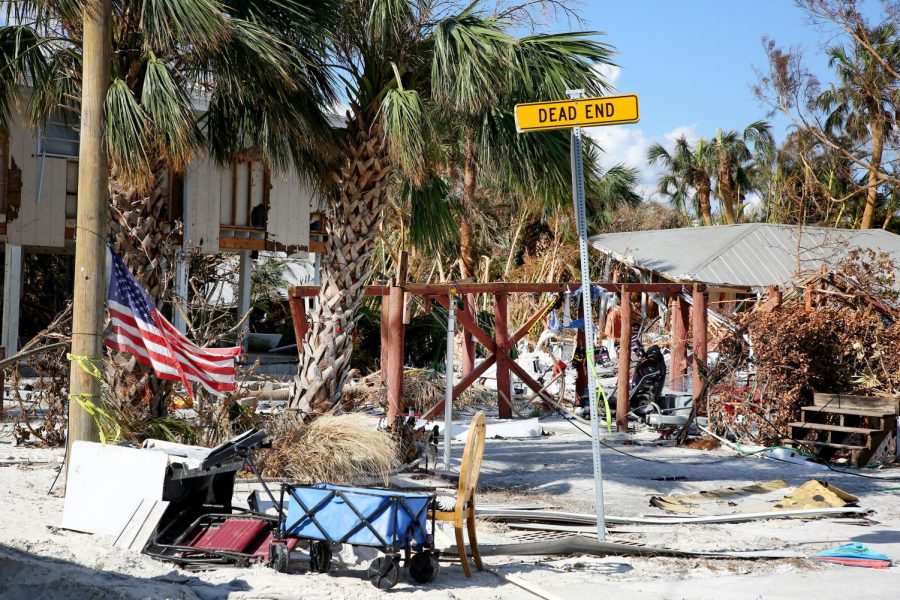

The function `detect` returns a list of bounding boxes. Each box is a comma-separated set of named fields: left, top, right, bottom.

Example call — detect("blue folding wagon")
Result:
left=269, top=483, right=439, bottom=589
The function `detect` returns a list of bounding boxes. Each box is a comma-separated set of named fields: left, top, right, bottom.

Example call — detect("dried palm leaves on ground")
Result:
left=260, top=413, right=398, bottom=484
left=344, top=368, right=495, bottom=414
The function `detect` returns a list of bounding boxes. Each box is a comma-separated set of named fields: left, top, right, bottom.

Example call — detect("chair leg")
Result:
left=454, top=524, right=472, bottom=577
left=467, top=506, right=483, bottom=571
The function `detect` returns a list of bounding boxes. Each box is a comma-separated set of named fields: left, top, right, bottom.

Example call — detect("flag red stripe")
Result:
left=107, top=324, right=236, bottom=379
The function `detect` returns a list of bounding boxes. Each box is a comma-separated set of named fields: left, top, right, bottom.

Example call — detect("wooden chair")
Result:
left=432, top=411, right=486, bottom=577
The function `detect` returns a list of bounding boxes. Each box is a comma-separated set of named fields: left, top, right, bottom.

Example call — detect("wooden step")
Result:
left=788, top=422, right=879, bottom=435
left=783, top=438, right=866, bottom=451
left=800, top=405, right=894, bottom=418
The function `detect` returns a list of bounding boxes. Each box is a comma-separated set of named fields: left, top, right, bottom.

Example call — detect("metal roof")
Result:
left=589, top=223, right=900, bottom=289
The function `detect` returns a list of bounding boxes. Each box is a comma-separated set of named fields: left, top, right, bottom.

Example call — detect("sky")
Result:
left=548, top=0, right=845, bottom=199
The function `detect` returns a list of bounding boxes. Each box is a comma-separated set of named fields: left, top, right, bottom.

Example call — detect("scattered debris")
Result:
left=650, top=480, right=789, bottom=514
left=774, top=480, right=858, bottom=511
left=813, top=543, right=892, bottom=569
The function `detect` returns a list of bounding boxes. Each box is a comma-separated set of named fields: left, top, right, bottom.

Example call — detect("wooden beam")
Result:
left=494, top=292, right=512, bottom=419
left=287, top=282, right=688, bottom=300
left=287, top=294, right=307, bottom=358
left=511, top=296, right=558, bottom=346
left=575, top=301, right=587, bottom=406
left=434, top=295, right=495, bottom=351
left=461, top=292, right=476, bottom=378
left=380, top=294, right=390, bottom=373
left=692, top=285, right=708, bottom=407
left=617, top=288, right=632, bottom=433
left=507, top=359, right=556, bottom=406
left=385, top=252, right=408, bottom=424
left=421, top=354, right=496, bottom=420
left=670, top=294, right=689, bottom=391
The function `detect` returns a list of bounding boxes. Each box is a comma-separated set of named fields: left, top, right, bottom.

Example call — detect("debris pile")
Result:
left=344, top=368, right=496, bottom=414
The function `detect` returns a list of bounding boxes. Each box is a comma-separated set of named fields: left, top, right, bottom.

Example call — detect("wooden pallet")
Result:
left=786, top=393, right=898, bottom=466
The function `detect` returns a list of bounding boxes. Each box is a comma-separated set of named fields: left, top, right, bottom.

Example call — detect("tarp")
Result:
left=813, top=543, right=891, bottom=569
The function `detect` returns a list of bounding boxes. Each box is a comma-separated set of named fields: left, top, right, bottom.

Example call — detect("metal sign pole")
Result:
left=567, top=88, right=606, bottom=541
left=444, top=299, right=456, bottom=470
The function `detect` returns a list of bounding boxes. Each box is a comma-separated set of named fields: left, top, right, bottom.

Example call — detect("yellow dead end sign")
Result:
left=514, top=94, right=639, bottom=132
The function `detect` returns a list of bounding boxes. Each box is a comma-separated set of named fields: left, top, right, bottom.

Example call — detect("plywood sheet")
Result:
left=267, top=168, right=311, bottom=251
left=62, top=441, right=168, bottom=535
left=184, top=155, right=221, bottom=253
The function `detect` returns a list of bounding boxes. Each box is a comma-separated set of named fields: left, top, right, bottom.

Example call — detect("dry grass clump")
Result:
left=345, top=368, right=495, bottom=414
left=261, top=413, right=398, bottom=484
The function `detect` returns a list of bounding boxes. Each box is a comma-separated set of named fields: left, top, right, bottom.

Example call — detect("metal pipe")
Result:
left=444, top=298, right=455, bottom=471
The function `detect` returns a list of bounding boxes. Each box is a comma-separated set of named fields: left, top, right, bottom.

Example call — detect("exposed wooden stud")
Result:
left=494, top=292, right=512, bottom=419
left=670, top=293, right=689, bottom=391
left=380, top=294, right=390, bottom=372
left=385, top=251, right=408, bottom=423
left=462, top=292, right=476, bottom=377
left=692, top=284, right=708, bottom=406
left=287, top=294, right=307, bottom=358
left=616, top=288, right=632, bottom=433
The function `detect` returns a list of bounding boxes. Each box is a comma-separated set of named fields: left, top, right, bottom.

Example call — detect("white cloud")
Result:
left=587, top=123, right=698, bottom=202
left=592, top=63, right=622, bottom=90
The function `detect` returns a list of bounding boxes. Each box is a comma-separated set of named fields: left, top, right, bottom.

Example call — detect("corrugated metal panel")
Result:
left=184, top=154, right=221, bottom=253
left=590, top=224, right=900, bottom=289
left=266, top=169, right=311, bottom=253
left=7, top=112, right=66, bottom=247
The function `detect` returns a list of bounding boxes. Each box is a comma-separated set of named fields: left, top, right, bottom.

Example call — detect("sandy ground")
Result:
left=2, top=417, right=900, bottom=599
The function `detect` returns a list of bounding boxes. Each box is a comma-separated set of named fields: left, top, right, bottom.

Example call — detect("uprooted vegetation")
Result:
left=259, top=412, right=398, bottom=484
left=713, top=251, right=900, bottom=445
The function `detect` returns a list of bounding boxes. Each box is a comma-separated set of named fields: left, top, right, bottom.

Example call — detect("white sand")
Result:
left=2, top=418, right=899, bottom=599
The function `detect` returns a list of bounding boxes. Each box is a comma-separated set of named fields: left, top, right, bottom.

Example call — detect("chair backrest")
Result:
left=455, top=412, right=486, bottom=511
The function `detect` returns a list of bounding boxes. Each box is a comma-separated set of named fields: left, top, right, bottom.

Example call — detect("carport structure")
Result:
left=288, top=275, right=706, bottom=432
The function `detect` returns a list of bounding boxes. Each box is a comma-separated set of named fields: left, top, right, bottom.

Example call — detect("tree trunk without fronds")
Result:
left=695, top=174, right=714, bottom=226
left=459, top=127, right=478, bottom=279
left=291, top=105, right=391, bottom=416
left=861, top=120, right=884, bottom=229
left=108, top=158, right=177, bottom=418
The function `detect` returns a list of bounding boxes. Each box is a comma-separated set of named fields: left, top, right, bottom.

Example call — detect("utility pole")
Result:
left=67, top=0, right=112, bottom=456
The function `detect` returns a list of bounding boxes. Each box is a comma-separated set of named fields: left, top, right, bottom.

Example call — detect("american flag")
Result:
left=104, top=249, right=241, bottom=397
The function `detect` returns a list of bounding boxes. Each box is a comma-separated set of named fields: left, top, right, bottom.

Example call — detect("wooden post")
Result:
left=461, top=293, right=476, bottom=377
left=287, top=295, right=307, bottom=358
left=68, top=0, right=111, bottom=451
left=670, top=293, right=689, bottom=391
left=692, top=285, right=708, bottom=404
left=616, top=288, right=632, bottom=432
left=768, top=285, right=782, bottom=307
left=494, top=291, right=512, bottom=419
left=804, top=284, right=814, bottom=310
left=380, top=295, right=389, bottom=372
left=386, top=252, right=408, bottom=423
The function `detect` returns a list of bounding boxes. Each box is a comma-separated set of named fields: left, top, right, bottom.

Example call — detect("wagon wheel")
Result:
left=408, top=551, right=440, bottom=584
left=368, top=555, right=401, bottom=590
left=309, top=541, right=333, bottom=573
left=268, top=541, right=290, bottom=573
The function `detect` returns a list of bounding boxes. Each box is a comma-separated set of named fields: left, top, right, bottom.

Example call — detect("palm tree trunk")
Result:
left=861, top=121, right=884, bottom=229
left=459, top=127, right=478, bottom=279
left=291, top=106, right=391, bottom=415
left=717, top=168, right=737, bottom=225
left=107, top=158, right=177, bottom=417
left=696, top=177, right=714, bottom=226
left=504, top=208, right=528, bottom=278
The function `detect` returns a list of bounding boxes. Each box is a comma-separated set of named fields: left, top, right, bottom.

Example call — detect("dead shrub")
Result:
left=260, top=413, right=398, bottom=484
left=714, top=306, right=900, bottom=444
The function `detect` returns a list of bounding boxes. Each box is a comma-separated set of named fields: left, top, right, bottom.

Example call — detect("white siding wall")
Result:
left=267, top=169, right=312, bottom=252
left=184, top=154, right=223, bottom=253
left=7, top=113, right=67, bottom=247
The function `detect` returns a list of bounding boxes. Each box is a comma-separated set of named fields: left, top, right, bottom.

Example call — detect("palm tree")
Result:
left=0, top=1, right=336, bottom=414
left=435, top=30, right=615, bottom=279
left=648, top=136, right=716, bottom=225
left=0, top=0, right=335, bottom=298
left=816, top=24, right=900, bottom=229
left=710, top=121, right=774, bottom=224
left=292, top=1, right=620, bottom=415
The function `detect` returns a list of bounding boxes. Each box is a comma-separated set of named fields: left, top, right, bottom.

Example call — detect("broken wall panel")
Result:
left=184, top=154, right=222, bottom=253
left=267, top=168, right=312, bottom=253
left=7, top=113, right=67, bottom=247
